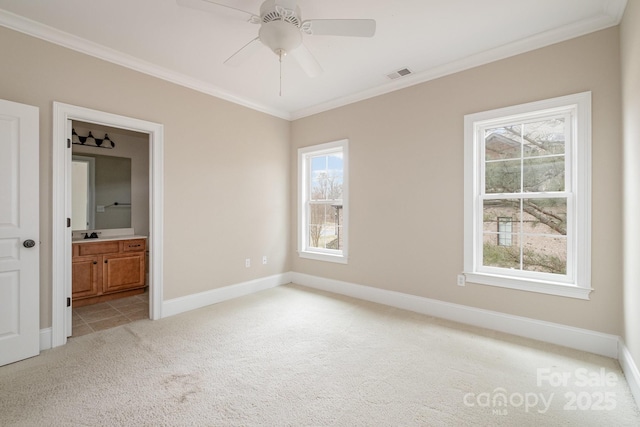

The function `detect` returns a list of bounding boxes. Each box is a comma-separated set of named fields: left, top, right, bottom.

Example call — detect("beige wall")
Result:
left=291, top=28, right=623, bottom=334
left=621, top=1, right=640, bottom=372
left=0, top=26, right=291, bottom=329
left=0, top=21, right=627, bottom=337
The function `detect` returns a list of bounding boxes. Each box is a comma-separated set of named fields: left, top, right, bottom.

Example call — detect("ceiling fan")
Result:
left=177, top=0, right=376, bottom=78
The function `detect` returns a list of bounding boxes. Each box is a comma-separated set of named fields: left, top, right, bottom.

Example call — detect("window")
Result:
left=464, top=92, right=591, bottom=299
left=497, top=217, right=513, bottom=246
left=298, top=140, right=348, bottom=263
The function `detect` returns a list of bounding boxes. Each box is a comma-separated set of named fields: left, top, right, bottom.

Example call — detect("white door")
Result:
left=0, top=99, right=39, bottom=366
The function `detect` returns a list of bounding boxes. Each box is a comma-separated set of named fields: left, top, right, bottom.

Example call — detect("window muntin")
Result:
left=464, top=92, right=591, bottom=299
left=299, top=140, right=348, bottom=263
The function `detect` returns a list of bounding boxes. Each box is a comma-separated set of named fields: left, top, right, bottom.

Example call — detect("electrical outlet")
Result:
left=457, top=274, right=466, bottom=286
left=245, top=258, right=251, bottom=268
left=262, top=256, right=267, bottom=265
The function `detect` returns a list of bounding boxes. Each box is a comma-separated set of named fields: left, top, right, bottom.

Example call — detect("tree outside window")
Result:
left=482, top=118, right=568, bottom=275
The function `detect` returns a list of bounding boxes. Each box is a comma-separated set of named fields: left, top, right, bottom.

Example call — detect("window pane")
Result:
left=523, top=156, right=565, bottom=192
left=483, top=234, right=520, bottom=269
left=485, top=159, right=521, bottom=193
left=522, top=235, right=567, bottom=274
left=310, top=153, right=343, bottom=201
left=523, top=118, right=565, bottom=157
left=308, top=203, right=343, bottom=250
left=485, top=125, right=522, bottom=160
left=483, top=200, right=520, bottom=267
left=522, top=198, right=567, bottom=236
left=483, top=199, right=521, bottom=235
left=482, top=198, right=568, bottom=273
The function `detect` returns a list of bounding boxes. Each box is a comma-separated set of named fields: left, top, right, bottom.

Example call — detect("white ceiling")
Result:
left=0, top=0, right=627, bottom=120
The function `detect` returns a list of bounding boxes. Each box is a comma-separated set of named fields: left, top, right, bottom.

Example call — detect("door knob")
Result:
left=23, top=239, right=36, bottom=248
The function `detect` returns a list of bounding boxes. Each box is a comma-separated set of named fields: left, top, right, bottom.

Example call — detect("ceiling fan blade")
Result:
left=290, top=43, right=323, bottom=77
left=224, top=37, right=262, bottom=67
left=301, top=19, right=376, bottom=37
left=176, top=0, right=260, bottom=23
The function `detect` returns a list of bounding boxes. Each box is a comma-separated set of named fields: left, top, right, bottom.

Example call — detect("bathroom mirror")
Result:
left=72, top=153, right=132, bottom=231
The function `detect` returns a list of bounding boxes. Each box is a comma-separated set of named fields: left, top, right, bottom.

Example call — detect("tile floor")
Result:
left=71, top=292, right=149, bottom=337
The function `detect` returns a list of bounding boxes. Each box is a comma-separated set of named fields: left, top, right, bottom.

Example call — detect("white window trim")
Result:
left=463, top=92, right=592, bottom=299
left=298, top=139, right=349, bottom=264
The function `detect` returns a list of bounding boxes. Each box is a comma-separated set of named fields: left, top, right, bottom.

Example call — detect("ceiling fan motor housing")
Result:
left=259, top=0, right=302, bottom=26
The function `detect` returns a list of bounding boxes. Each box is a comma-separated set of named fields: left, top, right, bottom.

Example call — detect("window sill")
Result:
left=299, top=251, right=348, bottom=264
left=464, top=272, right=592, bottom=300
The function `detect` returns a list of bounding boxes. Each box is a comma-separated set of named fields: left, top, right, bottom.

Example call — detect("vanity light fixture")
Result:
left=72, top=128, right=116, bottom=149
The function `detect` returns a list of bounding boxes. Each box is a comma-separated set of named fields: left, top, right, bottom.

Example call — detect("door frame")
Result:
left=52, top=102, right=164, bottom=348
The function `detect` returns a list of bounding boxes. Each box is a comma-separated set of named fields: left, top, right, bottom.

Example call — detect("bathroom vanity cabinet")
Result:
left=72, top=238, right=146, bottom=307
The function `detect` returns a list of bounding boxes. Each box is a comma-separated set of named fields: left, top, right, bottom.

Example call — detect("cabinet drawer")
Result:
left=123, top=239, right=146, bottom=252
left=76, top=241, right=120, bottom=256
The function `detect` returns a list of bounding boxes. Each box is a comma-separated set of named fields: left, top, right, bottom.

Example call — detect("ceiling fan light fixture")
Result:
left=258, top=20, right=302, bottom=56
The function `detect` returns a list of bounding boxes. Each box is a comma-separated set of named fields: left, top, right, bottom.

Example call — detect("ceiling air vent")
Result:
left=386, top=67, right=413, bottom=80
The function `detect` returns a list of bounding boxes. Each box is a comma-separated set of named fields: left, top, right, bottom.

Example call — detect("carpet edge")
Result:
left=290, top=272, right=620, bottom=359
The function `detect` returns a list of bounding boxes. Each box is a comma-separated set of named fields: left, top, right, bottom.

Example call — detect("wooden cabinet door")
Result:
left=72, top=256, right=100, bottom=298
left=102, top=252, right=145, bottom=294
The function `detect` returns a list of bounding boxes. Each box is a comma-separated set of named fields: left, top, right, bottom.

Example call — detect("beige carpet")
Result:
left=1, top=284, right=638, bottom=426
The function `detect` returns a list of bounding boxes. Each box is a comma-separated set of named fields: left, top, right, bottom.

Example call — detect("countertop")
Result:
left=72, top=235, right=147, bottom=244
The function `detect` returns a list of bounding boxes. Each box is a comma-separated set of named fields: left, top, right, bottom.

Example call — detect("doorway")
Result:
left=52, top=102, right=164, bottom=348
left=70, top=120, right=150, bottom=336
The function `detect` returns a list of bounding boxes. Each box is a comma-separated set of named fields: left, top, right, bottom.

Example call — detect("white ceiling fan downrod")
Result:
left=278, top=48, right=284, bottom=96
left=258, top=3, right=304, bottom=96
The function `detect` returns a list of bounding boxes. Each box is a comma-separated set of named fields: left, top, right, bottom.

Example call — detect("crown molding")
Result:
left=605, top=0, right=628, bottom=23
left=0, top=9, right=292, bottom=120
left=0, top=0, right=626, bottom=122
left=289, top=4, right=626, bottom=120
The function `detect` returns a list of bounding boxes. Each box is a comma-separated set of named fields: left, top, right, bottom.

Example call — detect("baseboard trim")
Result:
left=290, top=272, right=619, bottom=358
left=38, top=270, right=632, bottom=402
left=162, top=273, right=291, bottom=318
left=37, top=270, right=634, bottom=406
left=618, top=340, right=640, bottom=406
left=40, top=327, right=52, bottom=351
